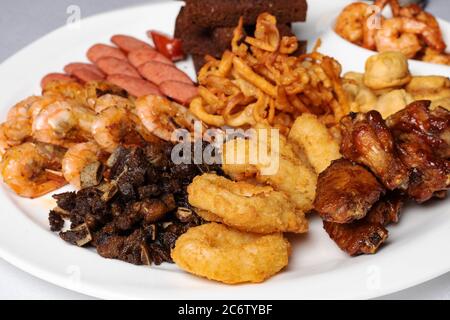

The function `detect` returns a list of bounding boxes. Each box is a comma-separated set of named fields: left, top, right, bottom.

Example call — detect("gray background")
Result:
left=0, top=0, right=449, bottom=300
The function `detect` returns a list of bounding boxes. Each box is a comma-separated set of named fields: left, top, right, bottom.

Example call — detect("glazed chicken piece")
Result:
left=387, top=100, right=450, bottom=159
left=314, top=159, right=385, bottom=224
left=323, top=192, right=405, bottom=256
left=340, top=111, right=409, bottom=190
left=387, top=101, right=450, bottom=202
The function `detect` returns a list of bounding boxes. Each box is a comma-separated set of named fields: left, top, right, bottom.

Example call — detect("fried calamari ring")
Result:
left=188, top=174, right=308, bottom=234
left=171, top=223, right=290, bottom=284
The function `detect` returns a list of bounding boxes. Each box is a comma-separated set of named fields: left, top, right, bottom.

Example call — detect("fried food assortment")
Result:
left=171, top=223, right=290, bottom=284
left=188, top=173, right=308, bottom=234
left=343, top=51, right=450, bottom=118
left=0, top=80, right=200, bottom=197
left=317, top=102, right=449, bottom=255
left=189, top=13, right=350, bottom=134
left=335, top=0, right=449, bottom=65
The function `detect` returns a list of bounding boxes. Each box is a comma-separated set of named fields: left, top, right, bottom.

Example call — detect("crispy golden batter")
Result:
left=188, top=173, right=308, bottom=234
left=405, top=76, right=450, bottom=101
left=373, top=89, right=414, bottom=119
left=222, top=133, right=318, bottom=211
left=363, top=52, right=411, bottom=90
left=171, top=223, right=290, bottom=284
left=288, top=113, right=342, bottom=173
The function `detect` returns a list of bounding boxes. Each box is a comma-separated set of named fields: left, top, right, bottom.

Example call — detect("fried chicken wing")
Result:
left=314, top=159, right=385, bottom=223
left=387, top=101, right=450, bottom=202
left=387, top=100, right=450, bottom=158
left=340, top=111, right=409, bottom=190
left=323, top=220, right=388, bottom=256
left=323, top=192, right=404, bottom=256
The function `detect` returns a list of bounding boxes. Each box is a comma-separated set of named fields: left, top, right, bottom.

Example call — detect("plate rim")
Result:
left=0, top=0, right=449, bottom=300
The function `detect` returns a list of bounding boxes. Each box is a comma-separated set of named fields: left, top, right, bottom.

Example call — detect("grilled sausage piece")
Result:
left=128, top=48, right=173, bottom=67
left=41, top=73, right=75, bottom=88
left=96, top=57, right=141, bottom=78
left=64, top=63, right=105, bottom=78
left=72, top=68, right=106, bottom=83
left=87, top=44, right=127, bottom=63
left=111, top=35, right=154, bottom=53
left=138, top=61, right=193, bottom=85
left=159, top=80, right=198, bottom=105
left=107, top=74, right=163, bottom=97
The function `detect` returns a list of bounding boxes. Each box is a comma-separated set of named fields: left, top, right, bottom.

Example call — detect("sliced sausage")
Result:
left=96, top=57, right=141, bottom=78
left=128, top=48, right=173, bottom=67
left=41, top=73, right=75, bottom=88
left=138, top=61, right=193, bottom=86
left=111, top=35, right=154, bottom=53
left=159, top=80, right=198, bottom=105
left=64, top=62, right=105, bottom=78
left=72, top=68, right=105, bottom=83
left=107, top=74, right=163, bottom=97
left=87, top=44, right=127, bottom=63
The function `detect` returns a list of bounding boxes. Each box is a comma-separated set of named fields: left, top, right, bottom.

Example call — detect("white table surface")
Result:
left=0, top=0, right=449, bottom=300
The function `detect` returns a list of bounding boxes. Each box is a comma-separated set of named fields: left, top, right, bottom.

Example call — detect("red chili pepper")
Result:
left=148, top=30, right=185, bottom=62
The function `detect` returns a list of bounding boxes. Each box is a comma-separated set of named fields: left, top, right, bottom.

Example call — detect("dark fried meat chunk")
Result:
left=340, top=111, right=409, bottom=190
left=314, top=159, right=385, bottom=223
left=323, top=193, right=404, bottom=256
left=323, top=221, right=388, bottom=256
left=50, top=142, right=221, bottom=266
left=387, top=101, right=450, bottom=159
left=387, top=101, right=450, bottom=202
left=393, top=132, right=449, bottom=202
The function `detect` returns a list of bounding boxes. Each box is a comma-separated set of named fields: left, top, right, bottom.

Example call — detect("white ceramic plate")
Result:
left=0, top=0, right=449, bottom=300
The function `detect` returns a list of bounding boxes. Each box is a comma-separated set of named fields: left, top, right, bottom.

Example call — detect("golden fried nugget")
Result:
left=171, top=223, right=290, bottom=284
left=373, top=89, right=414, bottom=119
left=363, top=52, right=411, bottom=90
left=188, top=174, right=308, bottom=234
left=405, top=76, right=450, bottom=101
left=222, top=133, right=318, bottom=211
left=288, top=114, right=342, bottom=173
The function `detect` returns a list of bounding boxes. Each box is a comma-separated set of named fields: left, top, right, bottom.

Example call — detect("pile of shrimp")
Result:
left=343, top=51, right=450, bottom=119
left=335, top=0, right=449, bottom=65
left=0, top=80, right=197, bottom=198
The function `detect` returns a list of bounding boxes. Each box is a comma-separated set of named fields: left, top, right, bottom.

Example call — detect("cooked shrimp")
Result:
left=32, top=100, right=95, bottom=147
left=1, top=96, right=42, bottom=146
left=375, top=17, right=428, bottom=58
left=62, top=142, right=103, bottom=188
left=42, top=80, right=87, bottom=105
left=363, top=0, right=390, bottom=50
left=135, top=95, right=199, bottom=142
left=389, top=0, right=446, bottom=52
left=0, top=142, right=67, bottom=198
left=92, top=106, right=144, bottom=152
left=422, top=48, right=450, bottom=66
left=335, top=2, right=370, bottom=46
left=94, top=94, right=134, bottom=114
